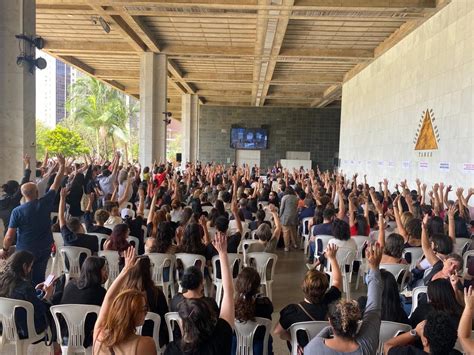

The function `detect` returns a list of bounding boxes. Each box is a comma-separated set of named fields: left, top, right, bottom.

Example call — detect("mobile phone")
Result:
left=44, top=274, right=56, bottom=287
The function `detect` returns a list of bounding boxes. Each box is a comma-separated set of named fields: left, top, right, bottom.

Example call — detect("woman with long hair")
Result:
left=0, top=251, right=52, bottom=338
left=146, top=221, right=177, bottom=254
left=176, top=221, right=210, bottom=257
left=164, top=233, right=234, bottom=354
left=233, top=267, right=273, bottom=355
left=122, top=256, right=169, bottom=348
left=93, top=247, right=156, bottom=354
left=103, top=223, right=131, bottom=255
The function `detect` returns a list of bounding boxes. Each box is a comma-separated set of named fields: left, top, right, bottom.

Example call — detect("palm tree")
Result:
left=67, top=76, right=132, bottom=158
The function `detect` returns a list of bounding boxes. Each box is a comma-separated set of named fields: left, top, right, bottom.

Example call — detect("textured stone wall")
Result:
left=199, top=106, right=340, bottom=170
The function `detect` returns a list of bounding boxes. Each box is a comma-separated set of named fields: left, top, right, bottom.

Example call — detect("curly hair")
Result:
left=328, top=300, right=362, bottom=339
left=235, top=267, right=261, bottom=321
left=332, top=219, right=351, bottom=241
left=302, top=269, right=329, bottom=304
left=424, top=311, right=458, bottom=355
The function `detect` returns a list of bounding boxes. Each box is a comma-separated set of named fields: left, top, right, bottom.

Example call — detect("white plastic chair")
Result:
left=125, top=202, right=134, bottom=210
left=147, top=253, right=176, bottom=303
left=409, top=286, right=428, bottom=318
left=87, top=232, right=109, bottom=251
left=103, top=223, right=117, bottom=231
left=201, top=205, right=213, bottom=214
left=242, top=239, right=261, bottom=267
left=136, top=312, right=162, bottom=354
left=50, top=304, right=100, bottom=355
left=59, top=246, right=91, bottom=285
left=378, top=321, right=412, bottom=354
left=234, top=317, right=272, bottom=355
left=352, top=236, right=369, bottom=290
left=314, top=235, right=333, bottom=259
left=300, top=217, right=312, bottom=254
left=0, top=298, right=49, bottom=355
left=289, top=321, right=329, bottom=355
left=402, top=247, right=424, bottom=271
left=211, top=253, right=242, bottom=307
left=52, top=232, right=65, bottom=275
left=142, top=225, right=148, bottom=240
left=127, top=235, right=140, bottom=252
left=247, top=252, right=278, bottom=300
left=175, top=253, right=207, bottom=295
left=326, top=247, right=356, bottom=300
left=463, top=250, right=474, bottom=277
left=98, top=250, right=120, bottom=289
left=50, top=212, right=59, bottom=222
left=164, top=312, right=183, bottom=342
left=380, top=263, right=410, bottom=291
left=455, top=238, right=472, bottom=255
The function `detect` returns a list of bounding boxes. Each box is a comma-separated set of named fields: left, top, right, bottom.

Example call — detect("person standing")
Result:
left=1, top=155, right=65, bottom=285
left=280, top=186, right=299, bottom=252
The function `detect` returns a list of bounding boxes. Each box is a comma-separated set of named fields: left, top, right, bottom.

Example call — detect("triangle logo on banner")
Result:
left=414, top=110, right=438, bottom=150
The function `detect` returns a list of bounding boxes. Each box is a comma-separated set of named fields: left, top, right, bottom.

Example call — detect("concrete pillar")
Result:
left=0, top=0, right=36, bottom=183
left=139, top=53, right=167, bottom=165
left=181, top=94, right=199, bottom=164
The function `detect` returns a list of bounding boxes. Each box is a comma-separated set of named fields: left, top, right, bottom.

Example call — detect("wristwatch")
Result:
left=409, top=329, right=418, bottom=337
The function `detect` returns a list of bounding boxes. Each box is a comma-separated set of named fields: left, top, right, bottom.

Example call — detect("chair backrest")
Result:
left=147, top=253, right=176, bottom=286
left=301, top=217, right=313, bottom=238
left=201, top=205, right=213, bottom=214
left=380, top=263, right=410, bottom=290
left=98, top=250, right=121, bottom=286
left=127, top=236, right=140, bottom=251
left=211, top=253, right=242, bottom=282
left=88, top=233, right=109, bottom=251
left=328, top=247, right=356, bottom=272
left=141, top=225, right=148, bottom=240
left=50, top=304, right=100, bottom=351
left=352, top=236, right=369, bottom=261
left=289, top=321, right=329, bottom=355
left=136, top=312, right=161, bottom=351
left=456, top=238, right=472, bottom=255
left=50, top=212, right=59, bottom=223
left=175, top=253, right=206, bottom=286
left=0, top=297, right=38, bottom=343
left=247, top=252, right=278, bottom=283
left=53, top=232, right=64, bottom=249
left=463, top=250, right=474, bottom=276
left=59, top=246, right=91, bottom=279
left=103, top=223, right=117, bottom=230
left=165, top=312, right=183, bottom=342
left=409, top=286, right=428, bottom=318
left=242, top=240, right=260, bottom=266
left=402, top=247, right=423, bottom=270
left=315, top=235, right=333, bottom=257
left=234, top=317, right=272, bottom=355
left=379, top=321, right=412, bottom=353
left=125, top=202, right=134, bottom=210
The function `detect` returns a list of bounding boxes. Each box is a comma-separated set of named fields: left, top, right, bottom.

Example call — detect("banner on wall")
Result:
left=377, top=161, right=384, bottom=167
left=388, top=161, right=395, bottom=168
left=463, top=163, right=474, bottom=173
left=419, top=161, right=429, bottom=170
left=439, top=162, right=450, bottom=172
left=402, top=161, right=411, bottom=169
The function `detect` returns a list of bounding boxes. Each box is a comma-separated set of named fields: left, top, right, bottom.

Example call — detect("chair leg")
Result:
left=266, top=282, right=272, bottom=301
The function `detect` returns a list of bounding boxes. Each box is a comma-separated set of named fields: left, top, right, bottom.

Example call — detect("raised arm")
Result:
left=384, top=320, right=425, bottom=354
left=421, top=214, right=438, bottom=266
left=370, top=190, right=385, bottom=248
left=49, top=155, right=66, bottom=192
left=136, top=185, right=145, bottom=217
left=447, top=204, right=457, bottom=243
left=337, top=184, right=346, bottom=220
left=326, top=244, right=342, bottom=291
left=147, top=188, right=158, bottom=225
left=270, top=205, right=282, bottom=239
left=58, top=187, right=69, bottom=229
left=393, top=195, right=407, bottom=241
left=231, top=198, right=243, bottom=236
left=199, top=215, right=211, bottom=245
left=458, top=287, right=474, bottom=353
left=213, top=232, right=234, bottom=326
left=348, top=192, right=356, bottom=227
left=117, top=173, right=132, bottom=207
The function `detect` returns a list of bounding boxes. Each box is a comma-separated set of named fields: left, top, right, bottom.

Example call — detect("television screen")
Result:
left=230, top=127, right=268, bottom=150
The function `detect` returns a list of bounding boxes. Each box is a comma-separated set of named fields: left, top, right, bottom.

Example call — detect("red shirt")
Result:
left=350, top=224, right=370, bottom=236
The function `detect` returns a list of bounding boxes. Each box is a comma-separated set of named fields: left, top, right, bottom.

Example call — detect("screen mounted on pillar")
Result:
left=230, top=127, right=268, bottom=150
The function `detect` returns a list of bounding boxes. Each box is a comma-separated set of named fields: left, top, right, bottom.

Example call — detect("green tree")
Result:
left=44, top=125, right=90, bottom=157
left=35, top=120, right=50, bottom=160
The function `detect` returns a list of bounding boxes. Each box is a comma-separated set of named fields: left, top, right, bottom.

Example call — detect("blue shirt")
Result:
left=8, top=189, right=56, bottom=253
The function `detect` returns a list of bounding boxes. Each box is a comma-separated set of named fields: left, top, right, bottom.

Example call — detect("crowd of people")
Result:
left=0, top=152, right=473, bottom=355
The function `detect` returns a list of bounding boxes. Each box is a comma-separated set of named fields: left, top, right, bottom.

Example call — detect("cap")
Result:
left=120, top=208, right=133, bottom=219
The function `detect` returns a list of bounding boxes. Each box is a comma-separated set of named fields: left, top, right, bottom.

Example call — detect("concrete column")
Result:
left=139, top=53, right=167, bottom=165
left=181, top=94, right=199, bottom=164
left=0, top=0, right=36, bottom=183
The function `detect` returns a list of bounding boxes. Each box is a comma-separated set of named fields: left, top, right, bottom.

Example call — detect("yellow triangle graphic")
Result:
left=415, top=110, right=438, bottom=150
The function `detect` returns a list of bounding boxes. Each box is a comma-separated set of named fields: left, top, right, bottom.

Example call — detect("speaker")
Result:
left=176, top=153, right=182, bottom=162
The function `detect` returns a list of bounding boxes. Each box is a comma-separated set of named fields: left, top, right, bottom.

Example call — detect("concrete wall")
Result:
left=199, top=106, right=340, bottom=170
left=339, top=0, right=474, bottom=188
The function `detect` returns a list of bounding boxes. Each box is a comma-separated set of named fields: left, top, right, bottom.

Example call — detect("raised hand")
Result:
left=60, top=187, right=70, bottom=200
left=464, top=286, right=474, bottom=310
left=456, top=187, right=464, bottom=197
left=57, top=154, right=66, bottom=166
left=366, top=242, right=383, bottom=269
left=448, top=204, right=457, bottom=219
left=212, top=231, right=228, bottom=255
left=123, top=246, right=137, bottom=271
left=325, top=243, right=338, bottom=260
left=383, top=178, right=388, bottom=187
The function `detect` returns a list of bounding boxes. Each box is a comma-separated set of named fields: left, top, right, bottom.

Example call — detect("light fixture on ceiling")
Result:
left=91, top=16, right=111, bottom=33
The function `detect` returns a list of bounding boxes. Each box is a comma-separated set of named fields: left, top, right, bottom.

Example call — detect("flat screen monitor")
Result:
left=230, top=127, right=268, bottom=150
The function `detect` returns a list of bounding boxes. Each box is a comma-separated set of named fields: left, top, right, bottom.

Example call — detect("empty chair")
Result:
left=59, top=246, right=91, bottom=285
left=378, top=321, right=412, bottom=354
left=380, top=263, right=410, bottom=291
left=98, top=250, right=120, bottom=289
left=50, top=304, right=101, bottom=355
left=455, top=238, right=472, bottom=255
left=409, top=286, right=428, bottom=318
left=247, top=252, right=277, bottom=300
left=127, top=236, right=140, bottom=252
left=325, top=247, right=355, bottom=300
left=402, top=247, right=424, bottom=271
left=136, top=312, right=162, bottom=353
left=242, top=240, right=260, bottom=266
left=300, top=217, right=313, bottom=254
left=165, top=312, right=183, bottom=342
left=88, top=232, right=109, bottom=251
left=211, top=253, right=242, bottom=307
left=0, top=297, right=49, bottom=355
left=289, top=321, right=330, bottom=355
left=147, top=253, right=176, bottom=303
left=234, top=317, right=272, bottom=355
left=175, top=253, right=206, bottom=294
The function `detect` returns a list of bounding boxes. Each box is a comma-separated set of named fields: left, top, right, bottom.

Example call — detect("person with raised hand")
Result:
left=165, top=232, right=234, bottom=355
left=93, top=246, right=156, bottom=354
left=1, top=155, right=65, bottom=285
left=304, top=242, right=383, bottom=355
left=458, top=286, right=474, bottom=353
